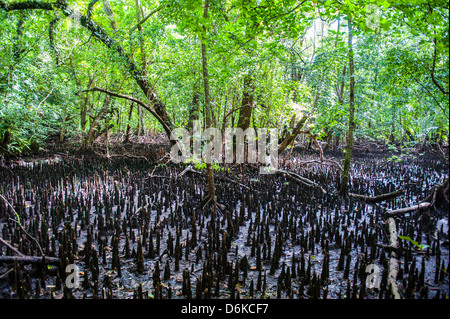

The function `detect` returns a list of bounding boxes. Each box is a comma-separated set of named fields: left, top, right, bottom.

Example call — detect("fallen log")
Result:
left=348, top=189, right=405, bottom=203
left=385, top=217, right=401, bottom=299
left=0, top=255, right=60, bottom=265
left=385, top=202, right=431, bottom=217
left=276, top=169, right=327, bottom=194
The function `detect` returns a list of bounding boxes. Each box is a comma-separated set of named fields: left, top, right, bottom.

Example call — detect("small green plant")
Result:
left=195, top=162, right=207, bottom=170
left=398, top=235, right=430, bottom=251
left=387, top=144, right=398, bottom=152
left=387, top=155, right=402, bottom=163
left=185, top=157, right=230, bottom=173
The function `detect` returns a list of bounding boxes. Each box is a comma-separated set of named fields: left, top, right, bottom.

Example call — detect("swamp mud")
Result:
left=0, top=149, right=448, bottom=299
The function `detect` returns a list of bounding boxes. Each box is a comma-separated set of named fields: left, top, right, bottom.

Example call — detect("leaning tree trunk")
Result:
left=278, top=114, right=309, bottom=154
left=340, top=18, right=356, bottom=195
left=277, top=92, right=318, bottom=154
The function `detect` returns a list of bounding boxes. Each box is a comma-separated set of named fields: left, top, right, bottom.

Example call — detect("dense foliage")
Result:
left=0, top=0, right=448, bottom=156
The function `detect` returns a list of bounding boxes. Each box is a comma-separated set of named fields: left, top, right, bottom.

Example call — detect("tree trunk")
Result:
left=137, top=106, right=145, bottom=136
left=84, top=94, right=111, bottom=148
left=237, top=75, right=254, bottom=131
left=188, top=92, right=200, bottom=132
left=124, top=101, right=134, bottom=143
left=340, top=19, right=356, bottom=195
left=201, top=0, right=216, bottom=216
left=0, top=130, right=11, bottom=154
left=278, top=115, right=309, bottom=154
left=105, top=123, right=110, bottom=156
left=236, top=74, right=254, bottom=161
left=70, top=57, right=96, bottom=134
left=322, top=128, right=333, bottom=151
left=135, top=0, right=148, bottom=137
left=188, top=92, right=200, bottom=151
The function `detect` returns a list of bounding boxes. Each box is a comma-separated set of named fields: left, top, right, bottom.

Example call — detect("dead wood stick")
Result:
left=91, top=146, right=153, bottom=163
left=0, top=194, right=44, bottom=257
left=0, top=268, right=14, bottom=279
left=0, top=255, right=60, bottom=265
left=276, top=169, right=327, bottom=194
left=9, top=219, right=45, bottom=257
left=0, top=237, right=25, bottom=257
left=386, top=217, right=401, bottom=299
left=282, top=138, right=297, bottom=163
left=108, top=153, right=150, bottom=163
left=178, top=164, right=194, bottom=179
left=348, top=189, right=405, bottom=204
left=385, top=202, right=431, bottom=217
left=298, top=159, right=343, bottom=171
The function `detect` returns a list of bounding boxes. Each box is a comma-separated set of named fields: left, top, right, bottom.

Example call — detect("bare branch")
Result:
left=82, top=86, right=173, bottom=137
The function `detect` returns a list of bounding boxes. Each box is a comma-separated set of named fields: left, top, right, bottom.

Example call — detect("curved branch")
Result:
left=130, top=5, right=163, bottom=32
left=82, top=86, right=173, bottom=137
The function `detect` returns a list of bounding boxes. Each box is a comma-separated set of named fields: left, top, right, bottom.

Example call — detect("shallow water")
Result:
left=0, top=151, right=448, bottom=299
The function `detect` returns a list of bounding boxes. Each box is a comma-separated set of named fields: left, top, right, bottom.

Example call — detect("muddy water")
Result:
left=0, top=151, right=448, bottom=299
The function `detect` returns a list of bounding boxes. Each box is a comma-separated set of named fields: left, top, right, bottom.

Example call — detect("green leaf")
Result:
left=398, top=235, right=429, bottom=250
